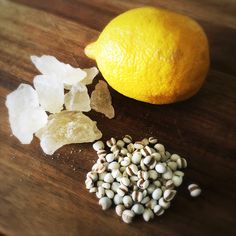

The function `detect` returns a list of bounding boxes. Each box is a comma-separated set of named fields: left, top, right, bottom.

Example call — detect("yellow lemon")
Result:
left=85, top=7, right=209, bottom=104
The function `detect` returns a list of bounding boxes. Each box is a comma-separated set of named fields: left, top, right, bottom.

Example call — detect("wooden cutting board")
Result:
left=0, top=0, right=235, bottom=235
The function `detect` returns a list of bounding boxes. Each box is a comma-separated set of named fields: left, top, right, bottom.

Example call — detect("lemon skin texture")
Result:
left=85, top=7, right=210, bottom=104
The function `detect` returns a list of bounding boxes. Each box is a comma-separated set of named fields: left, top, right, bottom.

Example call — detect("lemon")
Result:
left=85, top=7, right=209, bottom=104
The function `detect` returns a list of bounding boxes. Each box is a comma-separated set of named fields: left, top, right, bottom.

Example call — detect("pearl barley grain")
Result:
left=155, top=163, right=166, bottom=174
left=122, top=210, right=135, bottom=224
left=93, top=141, right=104, bottom=151
left=154, top=205, right=165, bottom=216
left=99, top=197, right=112, bottom=210
left=143, top=208, right=154, bottom=222
left=188, top=184, right=201, bottom=197
left=114, top=194, right=123, bottom=205
left=116, top=204, right=125, bottom=216
left=132, top=152, right=142, bottom=164
left=152, top=188, right=162, bottom=200
left=132, top=204, right=144, bottom=215
left=123, top=195, right=133, bottom=208
left=87, top=137, right=190, bottom=224
left=106, top=153, right=115, bottom=163
left=104, top=173, right=114, bottom=183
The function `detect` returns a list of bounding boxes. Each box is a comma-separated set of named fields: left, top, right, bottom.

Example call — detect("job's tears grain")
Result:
left=85, top=135, right=193, bottom=223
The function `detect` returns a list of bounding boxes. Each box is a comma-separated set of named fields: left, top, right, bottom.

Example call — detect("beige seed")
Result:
left=172, top=175, right=183, bottom=187
left=151, top=152, right=161, bottom=161
left=97, top=149, right=107, bottom=158
left=92, top=163, right=106, bottom=174
left=117, top=184, right=128, bottom=197
left=167, top=161, right=178, bottom=171
left=148, top=137, right=158, bottom=144
left=163, top=189, right=177, bottom=201
left=123, top=135, right=132, bottom=143
left=152, top=188, right=162, bottom=200
left=89, top=187, right=97, bottom=193
left=131, top=152, right=142, bottom=164
left=85, top=178, right=94, bottom=189
left=141, top=196, right=150, bottom=204
left=162, top=167, right=173, bottom=180
left=119, top=166, right=126, bottom=173
left=96, top=180, right=103, bottom=187
left=165, top=180, right=175, bottom=190
left=155, top=163, right=166, bottom=174
left=142, top=189, right=148, bottom=197
left=106, top=140, right=113, bottom=148
left=99, top=197, right=112, bottom=210
left=120, top=177, right=130, bottom=187
left=134, top=141, right=144, bottom=150
left=153, top=180, right=161, bottom=187
left=174, top=170, right=185, bottom=177
left=120, top=157, right=131, bottom=167
left=137, top=179, right=149, bottom=189
left=140, top=159, right=148, bottom=171
left=145, top=199, right=157, bottom=210
left=108, top=161, right=120, bottom=170
left=153, top=205, right=165, bottom=216
left=148, top=170, right=158, bottom=180
left=188, top=184, right=201, bottom=197
left=147, top=184, right=156, bottom=194
left=112, top=169, right=121, bottom=179
left=86, top=171, right=98, bottom=182
left=159, top=197, right=170, bottom=209
left=102, top=182, right=111, bottom=189
left=132, top=190, right=143, bottom=202
left=111, top=137, right=116, bottom=145
left=111, top=182, right=120, bottom=192
left=123, top=195, right=133, bottom=208
left=98, top=186, right=105, bottom=197
left=170, top=153, right=181, bottom=161
left=115, top=204, right=125, bottom=217
left=132, top=204, right=145, bottom=215
left=176, top=158, right=187, bottom=168
left=93, top=141, right=105, bottom=151
left=141, top=146, right=152, bottom=156
left=143, top=155, right=155, bottom=166
left=111, top=144, right=119, bottom=153
left=122, top=210, right=135, bottom=224
left=141, top=138, right=149, bottom=146
left=154, top=143, right=165, bottom=153
left=116, top=140, right=125, bottom=148
left=126, top=164, right=138, bottom=176
left=114, top=194, right=123, bottom=205
left=104, top=173, right=114, bottom=183
left=137, top=170, right=149, bottom=180
left=120, top=148, right=128, bottom=156
left=143, top=208, right=154, bottom=222
left=106, top=153, right=115, bottom=163
left=105, top=189, right=114, bottom=199
left=130, top=175, right=139, bottom=183
left=127, top=143, right=135, bottom=153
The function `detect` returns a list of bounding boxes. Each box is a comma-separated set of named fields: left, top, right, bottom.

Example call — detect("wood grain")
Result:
left=0, top=0, right=236, bottom=235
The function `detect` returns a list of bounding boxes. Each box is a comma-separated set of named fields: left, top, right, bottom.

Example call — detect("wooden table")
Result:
left=0, top=0, right=235, bottom=235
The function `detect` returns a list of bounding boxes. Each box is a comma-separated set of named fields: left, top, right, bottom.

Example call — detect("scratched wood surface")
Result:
left=0, top=0, right=236, bottom=235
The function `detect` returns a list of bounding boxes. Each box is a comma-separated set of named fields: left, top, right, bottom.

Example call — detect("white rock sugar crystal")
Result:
left=36, top=111, right=102, bottom=155
left=31, top=55, right=87, bottom=88
left=5, top=84, right=48, bottom=144
left=64, top=84, right=91, bottom=112
left=82, top=67, right=99, bottom=85
left=33, top=74, right=64, bottom=113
